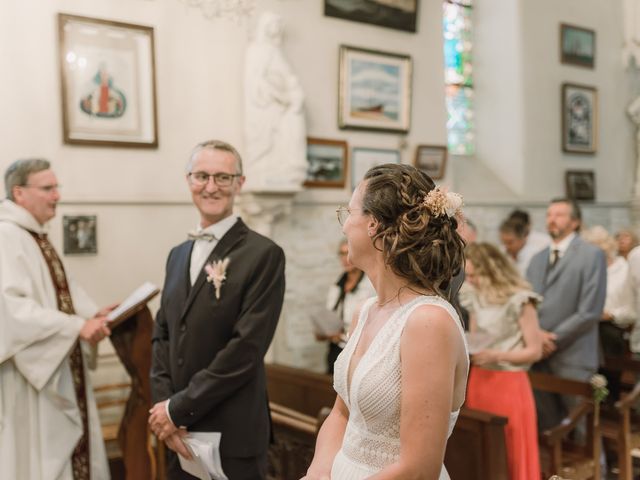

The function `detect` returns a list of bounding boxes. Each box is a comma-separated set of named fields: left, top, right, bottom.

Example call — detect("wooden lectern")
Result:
left=107, top=304, right=156, bottom=479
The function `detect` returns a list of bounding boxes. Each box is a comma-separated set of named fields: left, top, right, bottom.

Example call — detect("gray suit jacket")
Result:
left=526, top=235, right=606, bottom=375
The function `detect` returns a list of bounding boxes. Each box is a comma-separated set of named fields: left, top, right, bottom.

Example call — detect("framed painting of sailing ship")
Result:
left=338, top=45, right=412, bottom=133
left=324, top=0, right=419, bottom=33
left=560, top=23, right=595, bottom=68
left=58, top=14, right=158, bottom=148
left=304, top=137, right=348, bottom=188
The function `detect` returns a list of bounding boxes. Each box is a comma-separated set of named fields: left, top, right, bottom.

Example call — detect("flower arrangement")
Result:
left=204, top=257, right=230, bottom=300
left=590, top=373, right=609, bottom=404
left=422, top=187, right=463, bottom=218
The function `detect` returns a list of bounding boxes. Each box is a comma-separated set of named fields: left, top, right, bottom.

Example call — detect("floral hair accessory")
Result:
left=204, top=257, right=230, bottom=300
left=422, top=187, right=464, bottom=218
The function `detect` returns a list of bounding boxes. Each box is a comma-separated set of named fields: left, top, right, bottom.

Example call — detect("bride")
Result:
left=303, top=164, right=469, bottom=480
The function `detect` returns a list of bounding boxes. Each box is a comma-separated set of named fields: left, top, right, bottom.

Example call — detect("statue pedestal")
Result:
left=236, top=189, right=299, bottom=240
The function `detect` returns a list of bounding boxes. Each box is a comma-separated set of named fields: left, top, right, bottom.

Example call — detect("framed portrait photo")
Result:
left=63, top=215, right=97, bottom=255
left=58, top=14, right=159, bottom=148
left=339, top=46, right=412, bottom=133
left=414, top=145, right=447, bottom=180
left=560, top=23, right=595, bottom=68
left=351, top=147, right=400, bottom=190
left=562, top=83, right=598, bottom=154
left=304, top=137, right=348, bottom=188
left=565, top=170, right=595, bottom=201
left=324, top=0, right=418, bottom=33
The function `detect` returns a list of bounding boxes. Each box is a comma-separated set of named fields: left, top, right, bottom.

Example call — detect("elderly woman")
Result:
left=583, top=225, right=636, bottom=400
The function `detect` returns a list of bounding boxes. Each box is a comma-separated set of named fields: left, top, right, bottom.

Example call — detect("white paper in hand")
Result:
left=107, top=282, right=159, bottom=322
left=179, top=432, right=228, bottom=480
left=310, top=308, right=344, bottom=337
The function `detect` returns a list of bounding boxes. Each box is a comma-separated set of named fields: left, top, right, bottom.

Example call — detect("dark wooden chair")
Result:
left=529, top=371, right=602, bottom=480
left=600, top=355, right=640, bottom=480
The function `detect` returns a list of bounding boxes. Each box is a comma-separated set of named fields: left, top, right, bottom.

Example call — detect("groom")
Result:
left=149, top=140, right=286, bottom=479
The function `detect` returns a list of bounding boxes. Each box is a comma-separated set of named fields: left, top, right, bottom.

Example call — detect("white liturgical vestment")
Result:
left=0, top=200, right=109, bottom=480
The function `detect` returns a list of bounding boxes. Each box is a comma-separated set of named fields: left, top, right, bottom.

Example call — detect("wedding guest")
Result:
left=461, top=242, right=542, bottom=480
left=315, top=239, right=374, bottom=375
left=583, top=226, right=636, bottom=400
left=615, top=227, right=639, bottom=259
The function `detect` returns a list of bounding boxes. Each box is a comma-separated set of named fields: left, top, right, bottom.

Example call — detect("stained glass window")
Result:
left=443, top=0, right=474, bottom=155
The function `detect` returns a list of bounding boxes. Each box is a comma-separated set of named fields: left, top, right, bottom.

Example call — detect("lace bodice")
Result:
left=331, top=295, right=468, bottom=478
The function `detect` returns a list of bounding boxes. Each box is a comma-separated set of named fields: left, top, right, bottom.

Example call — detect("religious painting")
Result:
left=560, top=23, right=595, bottom=68
left=339, top=46, right=412, bottom=133
left=565, top=170, right=595, bottom=201
left=63, top=215, right=97, bottom=255
left=351, top=147, right=400, bottom=189
left=58, top=14, right=158, bottom=147
left=304, top=137, right=348, bottom=188
left=414, top=145, right=447, bottom=180
left=562, top=83, right=598, bottom=154
left=324, top=0, right=419, bottom=33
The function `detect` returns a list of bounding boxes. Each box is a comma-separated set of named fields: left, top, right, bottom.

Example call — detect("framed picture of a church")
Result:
left=562, top=83, right=597, bottom=154
left=58, top=14, right=159, bottom=148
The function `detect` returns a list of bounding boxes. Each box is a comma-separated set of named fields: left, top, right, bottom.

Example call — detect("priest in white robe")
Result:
left=0, top=158, right=112, bottom=480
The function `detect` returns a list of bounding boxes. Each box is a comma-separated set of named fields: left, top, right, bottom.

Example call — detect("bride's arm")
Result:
left=302, top=305, right=364, bottom=480
left=368, top=305, right=464, bottom=480
left=302, top=395, right=350, bottom=479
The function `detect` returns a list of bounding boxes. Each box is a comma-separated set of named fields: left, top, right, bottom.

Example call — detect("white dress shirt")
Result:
left=550, top=232, right=576, bottom=264
left=605, top=256, right=636, bottom=326
left=189, top=215, right=238, bottom=285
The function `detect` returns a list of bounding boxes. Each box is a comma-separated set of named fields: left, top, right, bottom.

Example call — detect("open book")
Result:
left=106, top=282, right=160, bottom=327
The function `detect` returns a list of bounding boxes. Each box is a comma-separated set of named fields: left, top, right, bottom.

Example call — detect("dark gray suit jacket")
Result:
left=526, top=234, right=606, bottom=376
left=150, top=219, right=285, bottom=458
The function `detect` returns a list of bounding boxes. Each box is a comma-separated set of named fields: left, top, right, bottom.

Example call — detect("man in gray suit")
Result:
left=526, top=198, right=607, bottom=430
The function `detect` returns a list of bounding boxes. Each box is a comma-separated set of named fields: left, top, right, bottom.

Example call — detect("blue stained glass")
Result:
left=443, top=0, right=474, bottom=155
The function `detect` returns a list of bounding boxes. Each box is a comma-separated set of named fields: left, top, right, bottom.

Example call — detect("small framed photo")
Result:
left=560, top=23, right=595, bottom=68
left=304, top=137, right=348, bottom=188
left=562, top=83, right=598, bottom=154
left=324, top=0, right=418, bottom=33
left=339, top=46, right=412, bottom=133
left=58, top=14, right=159, bottom=148
left=565, top=170, right=595, bottom=201
left=351, top=147, right=400, bottom=189
left=63, top=216, right=97, bottom=255
left=414, top=145, right=448, bottom=180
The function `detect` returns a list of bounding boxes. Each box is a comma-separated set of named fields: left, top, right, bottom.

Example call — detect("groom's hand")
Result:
left=149, top=400, right=177, bottom=440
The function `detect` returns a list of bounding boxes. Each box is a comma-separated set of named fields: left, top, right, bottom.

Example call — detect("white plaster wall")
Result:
left=521, top=0, right=635, bottom=202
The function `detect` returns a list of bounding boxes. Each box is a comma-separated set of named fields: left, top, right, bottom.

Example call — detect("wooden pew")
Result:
left=265, top=363, right=509, bottom=480
left=601, top=355, right=640, bottom=480
left=529, top=371, right=602, bottom=480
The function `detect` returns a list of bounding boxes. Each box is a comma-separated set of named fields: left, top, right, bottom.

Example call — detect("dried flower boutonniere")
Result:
left=204, top=257, right=230, bottom=300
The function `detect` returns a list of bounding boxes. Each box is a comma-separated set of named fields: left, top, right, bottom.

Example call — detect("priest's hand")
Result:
left=79, top=316, right=111, bottom=345
left=165, top=430, right=192, bottom=460
left=96, top=302, right=119, bottom=317
left=149, top=400, right=178, bottom=440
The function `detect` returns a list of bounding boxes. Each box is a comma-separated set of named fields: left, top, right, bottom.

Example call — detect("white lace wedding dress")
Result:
left=331, top=296, right=467, bottom=479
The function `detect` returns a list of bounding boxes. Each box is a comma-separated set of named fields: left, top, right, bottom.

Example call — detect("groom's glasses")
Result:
left=188, top=172, right=241, bottom=187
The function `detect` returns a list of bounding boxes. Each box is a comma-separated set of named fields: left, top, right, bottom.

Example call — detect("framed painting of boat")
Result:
left=324, top=0, right=419, bottom=33
left=338, top=45, right=412, bottom=133
left=304, top=137, right=348, bottom=188
left=58, top=14, right=159, bottom=148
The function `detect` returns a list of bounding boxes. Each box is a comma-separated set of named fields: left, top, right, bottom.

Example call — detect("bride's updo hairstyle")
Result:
left=362, top=163, right=465, bottom=293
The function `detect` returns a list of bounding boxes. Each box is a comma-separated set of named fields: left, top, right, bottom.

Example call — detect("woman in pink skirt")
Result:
left=461, top=242, right=543, bottom=480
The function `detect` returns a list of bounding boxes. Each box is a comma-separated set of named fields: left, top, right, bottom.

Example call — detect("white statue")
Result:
left=243, top=11, right=307, bottom=191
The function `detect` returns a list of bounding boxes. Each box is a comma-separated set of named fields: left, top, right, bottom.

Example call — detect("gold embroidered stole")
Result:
left=27, top=231, right=91, bottom=480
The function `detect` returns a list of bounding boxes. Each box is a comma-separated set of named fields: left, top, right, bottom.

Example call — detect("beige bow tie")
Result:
left=188, top=231, right=216, bottom=242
